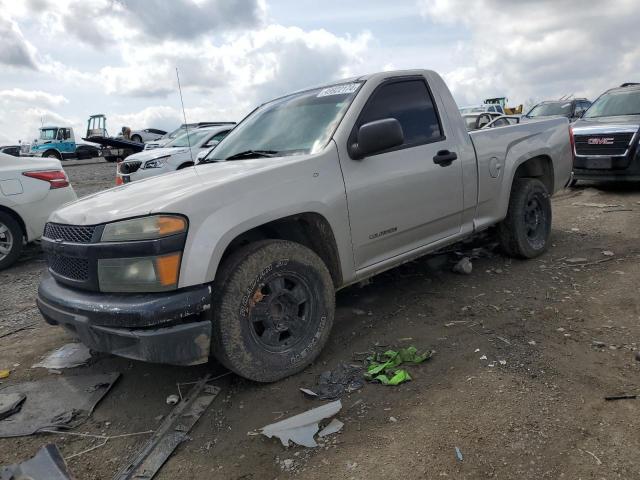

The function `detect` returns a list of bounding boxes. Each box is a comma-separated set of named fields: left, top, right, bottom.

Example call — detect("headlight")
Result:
left=98, top=253, right=181, bottom=292
left=101, top=215, right=187, bottom=242
left=144, top=156, right=169, bottom=169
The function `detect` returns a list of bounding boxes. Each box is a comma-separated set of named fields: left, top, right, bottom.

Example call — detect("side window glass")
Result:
left=358, top=79, right=443, bottom=147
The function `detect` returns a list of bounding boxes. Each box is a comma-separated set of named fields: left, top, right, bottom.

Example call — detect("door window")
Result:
left=356, top=79, right=443, bottom=150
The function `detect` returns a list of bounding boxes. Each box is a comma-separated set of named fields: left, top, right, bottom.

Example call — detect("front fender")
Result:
left=176, top=146, right=354, bottom=288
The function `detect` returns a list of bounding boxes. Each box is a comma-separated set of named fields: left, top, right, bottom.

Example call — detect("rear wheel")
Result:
left=498, top=178, right=552, bottom=258
left=43, top=150, right=61, bottom=160
left=211, top=240, right=335, bottom=382
left=0, top=212, right=23, bottom=270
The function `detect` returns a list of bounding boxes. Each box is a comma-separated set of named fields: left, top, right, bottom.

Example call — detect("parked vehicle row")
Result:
left=116, top=124, right=233, bottom=183
left=36, top=69, right=573, bottom=381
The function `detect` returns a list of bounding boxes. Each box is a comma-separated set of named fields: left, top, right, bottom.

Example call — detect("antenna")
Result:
left=176, top=67, right=194, bottom=163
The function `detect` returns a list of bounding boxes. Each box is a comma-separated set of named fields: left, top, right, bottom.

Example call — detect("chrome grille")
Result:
left=574, top=133, right=634, bottom=156
left=47, top=253, right=89, bottom=281
left=44, top=223, right=96, bottom=243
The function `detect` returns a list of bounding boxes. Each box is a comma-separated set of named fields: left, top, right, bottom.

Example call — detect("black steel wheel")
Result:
left=211, top=240, right=335, bottom=382
left=498, top=178, right=552, bottom=258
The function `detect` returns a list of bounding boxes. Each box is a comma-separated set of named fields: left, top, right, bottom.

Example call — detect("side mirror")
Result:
left=350, top=118, right=404, bottom=159
left=196, top=148, right=212, bottom=162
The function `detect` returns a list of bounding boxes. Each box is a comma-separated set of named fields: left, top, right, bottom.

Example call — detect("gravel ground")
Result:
left=1, top=163, right=639, bottom=479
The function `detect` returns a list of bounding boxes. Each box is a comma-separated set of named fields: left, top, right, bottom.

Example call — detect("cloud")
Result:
left=0, top=88, right=67, bottom=107
left=119, top=0, right=265, bottom=41
left=418, top=0, right=640, bottom=106
left=0, top=16, right=37, bottom=69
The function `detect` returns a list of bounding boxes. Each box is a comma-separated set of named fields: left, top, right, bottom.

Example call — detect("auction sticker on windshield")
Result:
left=317, top=83, right=360, bottom=97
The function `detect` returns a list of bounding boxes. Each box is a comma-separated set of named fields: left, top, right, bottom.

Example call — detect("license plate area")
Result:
left=585, top=158, right=612, bottom=169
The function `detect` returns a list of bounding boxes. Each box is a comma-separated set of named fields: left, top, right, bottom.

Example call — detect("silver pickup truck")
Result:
left=37, top=70, right=572, bottom=382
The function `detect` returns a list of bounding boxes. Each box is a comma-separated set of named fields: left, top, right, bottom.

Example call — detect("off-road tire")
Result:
left=211, top=240, right=335, bottom=382
left=498, top=178, right=552, bottom=259
left=0, top=212, right=23, bottom=270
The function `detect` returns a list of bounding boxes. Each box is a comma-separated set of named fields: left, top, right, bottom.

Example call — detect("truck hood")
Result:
left=573, top=115, right=640, bottom=134
left=50, top=155, right=308, bottom=225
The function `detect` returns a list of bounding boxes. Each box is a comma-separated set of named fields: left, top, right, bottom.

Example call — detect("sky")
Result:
left=1, top=0, right=639, bottom=145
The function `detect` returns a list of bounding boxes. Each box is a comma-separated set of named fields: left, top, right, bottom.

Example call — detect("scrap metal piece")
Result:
left=260, top=400, right=342, bottom=448
left=114, top=375, right=220, bottom=480
left=0, top=373, right=120, bottom=438
left=0, top=394, right=25, bottom=421
left=318, top=418, right=344, bottom=438
left=0, top=444, right=73, bottom=480
left=32, top=343, right=92, bottom=370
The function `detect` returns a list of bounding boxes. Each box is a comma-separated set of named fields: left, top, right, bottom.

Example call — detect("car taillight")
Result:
left=569, top=125, right=576, bottom=161
left=22, top=170, right=69, bottom=189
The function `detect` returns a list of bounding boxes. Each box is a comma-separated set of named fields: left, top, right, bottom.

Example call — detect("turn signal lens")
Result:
left=155, top=253, right=181, bottom=287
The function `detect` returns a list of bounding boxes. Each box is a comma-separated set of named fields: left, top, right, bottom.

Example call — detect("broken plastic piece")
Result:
left=0, top=372, right=119, bottom=438
left=365, top=347, right=432, bottom=386
left=455, top=446, right=463, bottom=462
left=0, top=393, right=26, bottom=421
left=166, top=394, right=179, bottom=405
left=260, top=400, right=342, bottom=448
left=32, top=343, right=92, bottom=370
left=318, top=418, right=344, bottom=438
left=299, top=388, right=318, bottom=397
left=0, top=444, right=73, bottom=480
left=453, top=257, right=472, bottom=274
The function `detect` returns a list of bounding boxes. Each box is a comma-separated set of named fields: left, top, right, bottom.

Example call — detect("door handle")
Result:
left=433, top=150, right=458, bottom=166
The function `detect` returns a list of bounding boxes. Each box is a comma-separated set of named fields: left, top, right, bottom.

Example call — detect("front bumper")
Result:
left=37, top=273, right=212, bottom=366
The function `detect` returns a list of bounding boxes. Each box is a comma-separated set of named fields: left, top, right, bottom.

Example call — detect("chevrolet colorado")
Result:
left=36, top=70, right=573, bottom=381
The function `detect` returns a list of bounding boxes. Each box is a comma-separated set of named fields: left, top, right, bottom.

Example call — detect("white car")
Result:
left=144, top=122, right=236, bottom=150
left=0, top=152, right=77, bottom=269
left=459, top=104, right=505, bottom=115
left=117, top=128, right=167, bottom=144
left=117, top=126, right=232, bottom=183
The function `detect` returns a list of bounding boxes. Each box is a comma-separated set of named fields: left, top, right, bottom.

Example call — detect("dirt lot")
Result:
left=1, top=161, right=639, bottom=479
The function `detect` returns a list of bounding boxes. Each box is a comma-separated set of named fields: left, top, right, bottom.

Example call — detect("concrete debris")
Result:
left=602, top=250, right=615, bottom=256
left=0, top=444, right=73, bottom=480
left=0, top=394, right=25, bottom=421
left=32, top=343, right=92, bottom=370
left=479, top=355, right=487, bottom=360
left=260, top=400, right=342, bottom=448
left=318, top=418, right=344, bottom=437
left=453, top=257, right=472, bottom=275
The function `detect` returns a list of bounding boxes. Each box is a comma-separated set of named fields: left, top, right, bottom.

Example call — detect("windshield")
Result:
left=527, top=102, right=571, bottom=117
left=204, top=82, right=362, bottom=162
left=584, top=89, right=640, bottom=118
left=166, top=129, right=211, bottom=147
left=39, top=128, right=57, bottom=140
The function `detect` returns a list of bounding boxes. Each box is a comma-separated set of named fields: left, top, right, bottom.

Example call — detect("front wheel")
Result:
left=211, top=240, right=335, bottom=382
left=498, top=178, right=552, bottom=259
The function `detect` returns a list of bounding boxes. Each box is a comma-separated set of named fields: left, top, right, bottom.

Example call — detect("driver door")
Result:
left=339, top=78, right=464, bottom=270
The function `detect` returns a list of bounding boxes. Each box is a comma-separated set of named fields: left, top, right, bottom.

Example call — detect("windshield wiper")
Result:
left=225, top=150, right=279, bottom=161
